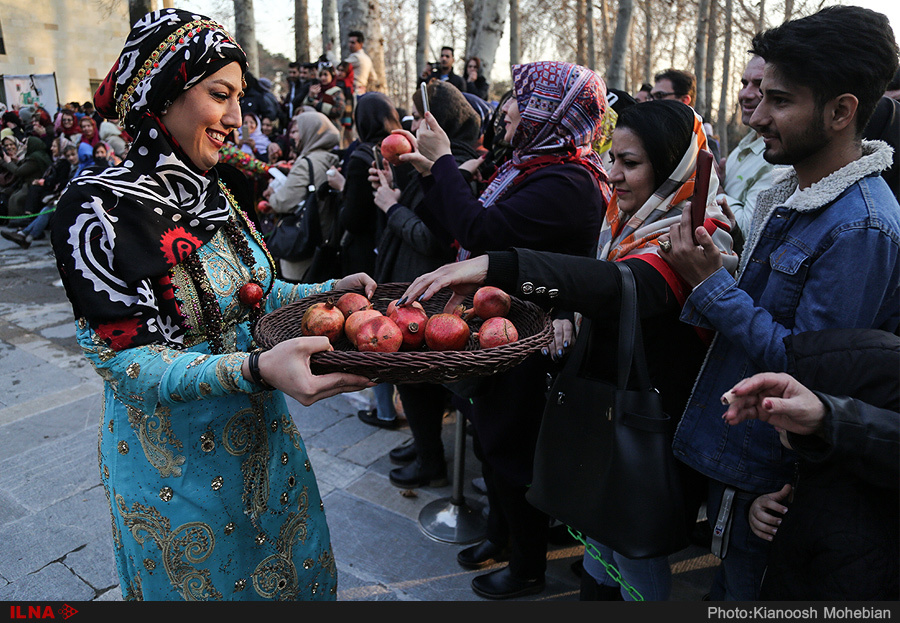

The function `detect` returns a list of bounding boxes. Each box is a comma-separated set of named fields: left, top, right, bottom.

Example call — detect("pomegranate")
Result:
left=389, top=303, right=430, bottom=350
left=300, top=301, right=345, bottom=344
left=476, top=317, right=519, bottom=349
left=380, top=133, right=413, bottom=166
left=336, top=292, right=373, bottom=319
left=471, top=286, right=511, bottom=319
left=424, top=310, right=471, bottom=351
left=356, top=316, right=403, bottom=352
left=344, top=309, right=384, bottom=347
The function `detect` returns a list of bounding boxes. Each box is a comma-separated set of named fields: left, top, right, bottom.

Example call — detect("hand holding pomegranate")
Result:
left=333, top=272, right=378, bottom=299
left=400, top=255, right=490, bottom=313
left=241, top=337, right=374, bottom=406
left=389, top=129, right=434, bottom=176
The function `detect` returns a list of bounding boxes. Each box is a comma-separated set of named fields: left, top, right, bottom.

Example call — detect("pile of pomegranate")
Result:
left=298, top=287, right=520, bottom=353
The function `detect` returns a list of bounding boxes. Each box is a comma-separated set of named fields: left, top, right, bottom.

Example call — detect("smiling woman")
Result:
left=49, top=7, right=375, bottom=602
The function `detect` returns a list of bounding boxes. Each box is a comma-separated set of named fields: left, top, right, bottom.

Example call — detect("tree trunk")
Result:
left=586, top=0, right=596, bottom=70
left=338, top=0, right=386, bottom=92
left=416, top=0, right=430, bottom=79
left=784, top=0, right=794, bottom=22
left=322, top=0, right=338, bottom=62
left=599, top=0, right=612, bottom=68
left=295, top=0, right=310, bottom=63
left=717, top=0, right=733, bottom=157
left=576, top=0, right=586, bottom=66
left=606, top=0, right=635, bottom=90
left=704, top=0, right=718, bottom=120
left=693, top=0, right=710, bottom=114
left=234, top=0, right=260, bottom=78
left=643, top=1, right=653, bottom=84
left=510, top=0, right=521, bottom=66
left=757, top=0, right=766, bottom=34
left=128, top=0, right=152, bottom=26
left=465, top=0, right=508, bottom=80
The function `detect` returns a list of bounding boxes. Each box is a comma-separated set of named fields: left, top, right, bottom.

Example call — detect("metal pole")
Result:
left=417, top=409, right=486, bottom=544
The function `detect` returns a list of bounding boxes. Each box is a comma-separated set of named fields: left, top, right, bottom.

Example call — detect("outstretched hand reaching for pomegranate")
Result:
left=400, top=256, right=490, bottom=313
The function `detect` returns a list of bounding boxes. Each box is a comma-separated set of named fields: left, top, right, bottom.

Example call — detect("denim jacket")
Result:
left=672, top=141, right=900, bottom=493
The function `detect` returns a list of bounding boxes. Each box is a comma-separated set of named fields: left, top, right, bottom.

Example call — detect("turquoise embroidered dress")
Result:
left=75, top=209, right=339, bottom=600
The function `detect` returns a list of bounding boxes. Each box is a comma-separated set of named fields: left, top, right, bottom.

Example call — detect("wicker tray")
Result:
left=253, top=282, right=553, bottom=384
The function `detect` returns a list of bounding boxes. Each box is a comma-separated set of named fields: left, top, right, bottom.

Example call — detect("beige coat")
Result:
left=269, top=112, right=340, bottom=281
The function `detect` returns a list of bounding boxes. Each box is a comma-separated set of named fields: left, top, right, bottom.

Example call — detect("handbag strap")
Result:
left=290, top=157, right=316, bottom=215
left=615, top=261, right=652, bottom=391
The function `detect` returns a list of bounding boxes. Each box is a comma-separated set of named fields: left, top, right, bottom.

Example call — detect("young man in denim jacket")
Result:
left=659, top=6, right=900, bottom=601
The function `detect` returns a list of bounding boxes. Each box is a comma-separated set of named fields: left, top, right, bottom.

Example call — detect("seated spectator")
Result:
left=92, top=143, right=112, bottom=170
left=78, top=116, right=100, bottom=149
left=29, top=113, right=56, bottom=151
left=2, top=142, right=79, bottom=249
left=99, top=121, right=129, bottom=162
left=465, top=56, right=490, bottom=100
left=55, top=109, right=82, bottom=143
left=2, top=111, right=26, bottom=141
left=2, top=136, right=51, bottom=218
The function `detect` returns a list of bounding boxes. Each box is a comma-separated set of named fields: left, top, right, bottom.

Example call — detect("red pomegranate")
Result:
left=301, top=301, right=345, bottom=344
left=386, top=298, right=424, bottom=317
left=356, top=316, right=403, bottom=352
left=380, top=133, right=413, bottom=166
left=344, top=309, right=384, bottom=347
left=476, top=317, right=519, bottom=349
left=424, top=310, right=471, bottom=351
left=472, top=286, right=511, bottom=319
left=336, top=292, right=373, bottom=319
left=389, top=303, right=429, bottom=350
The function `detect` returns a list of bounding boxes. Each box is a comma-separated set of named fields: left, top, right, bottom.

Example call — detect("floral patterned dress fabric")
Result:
left=74, top=212, right=339, bottom=600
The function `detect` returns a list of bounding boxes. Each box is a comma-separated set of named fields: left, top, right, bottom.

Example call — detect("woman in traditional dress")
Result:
left=50, top=8, right=374, bottom=601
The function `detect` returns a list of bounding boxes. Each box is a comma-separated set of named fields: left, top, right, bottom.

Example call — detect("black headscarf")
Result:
left=354, top=92, right=401, bottom=145
left=52, top=9, right=250, bottom=351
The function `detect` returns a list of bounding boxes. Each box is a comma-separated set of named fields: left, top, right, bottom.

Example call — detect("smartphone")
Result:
left=690, top=149, right=714, bottom=245
left=372, top=145, right=384, bottom=170
left=419, top=81, right=430, bottom=116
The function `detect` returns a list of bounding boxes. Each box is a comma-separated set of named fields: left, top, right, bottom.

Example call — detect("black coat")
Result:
left=419, top=156, right=608, bottom=485
left=759, top=328, right=900, bottom=601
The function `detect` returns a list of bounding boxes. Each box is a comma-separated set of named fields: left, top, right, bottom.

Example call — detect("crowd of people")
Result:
left=2, top=3, right=898, bottom=604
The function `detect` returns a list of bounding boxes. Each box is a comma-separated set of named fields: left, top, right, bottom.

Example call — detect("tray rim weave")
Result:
left=253, top=282, right=554, bottom=384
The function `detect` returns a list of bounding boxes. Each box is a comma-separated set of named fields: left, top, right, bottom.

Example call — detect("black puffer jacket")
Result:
left=759, top=328, right=899, bottom=600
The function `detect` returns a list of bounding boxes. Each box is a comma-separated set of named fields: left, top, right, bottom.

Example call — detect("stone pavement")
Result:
left=0, top=232, right=719, bottom=603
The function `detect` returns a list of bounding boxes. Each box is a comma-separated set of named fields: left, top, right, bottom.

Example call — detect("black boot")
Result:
left=579, top=571, right=625, bottom=601
left=389, top=439, right=417, bottom=465
left=389, top=457, right=448, bottom=488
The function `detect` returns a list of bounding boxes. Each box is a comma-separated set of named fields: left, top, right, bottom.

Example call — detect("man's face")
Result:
left=738, top=56, right=765, bottom=127
left=348, top=36, right=362, bottom=53
left=749, top=64, right=828, bottom=166
left=651, top=78, right=690, bottom=106
left=288, top=66, right=300, bottom=82
left=440, top=49, right=454, bottom=71
left=634, top=90, right=651, bottom=103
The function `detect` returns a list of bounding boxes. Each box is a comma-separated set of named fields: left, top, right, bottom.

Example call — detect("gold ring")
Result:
left=659, top=240, right=672, bottom=252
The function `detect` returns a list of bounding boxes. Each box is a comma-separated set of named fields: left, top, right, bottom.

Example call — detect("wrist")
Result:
left=246, top=348, right=276, bottom=391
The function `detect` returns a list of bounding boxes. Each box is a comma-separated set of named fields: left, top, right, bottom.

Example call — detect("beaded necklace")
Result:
left=177, top=182, right=276, bottom=354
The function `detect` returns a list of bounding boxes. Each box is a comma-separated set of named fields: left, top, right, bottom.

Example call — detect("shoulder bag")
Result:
left=302, top=184, right=345, bottom=283
left=266, top=157, right=321, bottom=262
left=526, top=261, right=693, bottom=559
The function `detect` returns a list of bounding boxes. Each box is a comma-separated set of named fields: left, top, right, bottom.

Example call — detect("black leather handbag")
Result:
left=526, top=261, right=692, bottom=559
left=266, top=158, right=321, bottom=262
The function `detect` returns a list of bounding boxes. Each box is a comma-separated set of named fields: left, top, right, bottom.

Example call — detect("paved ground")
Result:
left=0, top=231, right=720, bottom=603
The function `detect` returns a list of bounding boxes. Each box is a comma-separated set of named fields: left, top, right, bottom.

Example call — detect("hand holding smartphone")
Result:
left=419, top=82, right=430, bottom=123
left=690, top=149, right=714, bottom=245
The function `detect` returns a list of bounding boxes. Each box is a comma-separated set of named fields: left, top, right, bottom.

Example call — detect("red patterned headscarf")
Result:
left=478, top=61, right=611, bottom=208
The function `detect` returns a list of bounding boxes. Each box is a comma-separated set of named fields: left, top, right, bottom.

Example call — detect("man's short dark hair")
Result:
left=442, top=46, right=454, bottom=55
left=349, top=30, right=364, bottom=43
left=288, top=61, right=300, bottom=69
left=654, top=69, right=696, bottom=103
left=302, top=62, right=317, bottom=72
left=750, top=5, right=899, bottom=135
left=639, top=83, right=652, bottom=93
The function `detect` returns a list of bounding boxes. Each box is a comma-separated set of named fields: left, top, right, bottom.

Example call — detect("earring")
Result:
left=160, top=100, right=173, bottom=115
